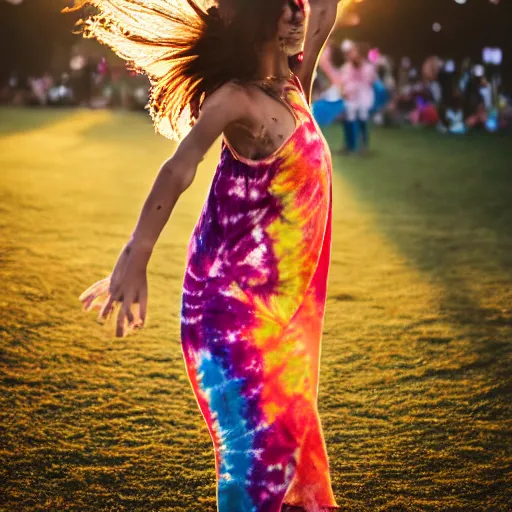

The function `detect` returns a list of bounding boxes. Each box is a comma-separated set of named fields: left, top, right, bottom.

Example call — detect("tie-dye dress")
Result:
left=180, top=75, right=339, bottom=512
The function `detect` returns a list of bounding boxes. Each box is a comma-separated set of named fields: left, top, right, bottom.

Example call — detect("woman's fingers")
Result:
left=138, top=285, right=148, bottom=326
left=99, top=294, right=116, bottom=320
left=116, top=306, right=126, bottom=338
left=79, top=276, right=111, bottom=312
left=79, top=275, right=110, bottom=302
left=116, top=290, right=136, bottom=337
left=81, top=271, right=147, bottom=337
left=126, top=308, right=135, bottom=325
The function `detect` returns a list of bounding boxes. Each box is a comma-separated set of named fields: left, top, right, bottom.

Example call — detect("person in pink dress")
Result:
left=319, top=40, right=376, bottom=154
left=338, top=40, right=377, bottom=154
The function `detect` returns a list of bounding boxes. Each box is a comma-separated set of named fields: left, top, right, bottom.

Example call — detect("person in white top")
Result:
left=339, top=40, right=376, bottom=153
left=319, top=40, right=377, bottom=154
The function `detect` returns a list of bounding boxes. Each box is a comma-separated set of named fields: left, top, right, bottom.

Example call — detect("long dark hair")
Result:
left=64, top=0, right=286, bottom=140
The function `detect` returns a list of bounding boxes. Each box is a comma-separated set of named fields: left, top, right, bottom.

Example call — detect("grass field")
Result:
left=1, top=107, right=511, bottom=512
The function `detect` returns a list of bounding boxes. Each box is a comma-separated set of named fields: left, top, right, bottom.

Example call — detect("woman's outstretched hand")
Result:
left=79, top=241, right=150, bottom=337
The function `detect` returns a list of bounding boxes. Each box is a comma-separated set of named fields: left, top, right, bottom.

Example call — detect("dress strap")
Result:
left=288, top=73, right=306, bottom=98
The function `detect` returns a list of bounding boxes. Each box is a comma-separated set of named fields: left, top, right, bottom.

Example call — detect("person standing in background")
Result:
left=320, top=40, right=376, bottom=155
left=339, top=41, right=376, bottom=155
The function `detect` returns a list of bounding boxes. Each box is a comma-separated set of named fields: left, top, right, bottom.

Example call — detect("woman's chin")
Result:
left=281, top=39, right=305, bottom=57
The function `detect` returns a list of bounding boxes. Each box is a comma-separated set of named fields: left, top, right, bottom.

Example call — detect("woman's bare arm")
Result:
left=293, top=0, right=342, bottom=104
left=91, top=83, right=252, bottom=337
left=128, top=83, right=251, bottom=256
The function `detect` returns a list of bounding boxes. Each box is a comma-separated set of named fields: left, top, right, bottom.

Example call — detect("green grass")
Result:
left=1, top=107, right=511, bottom=511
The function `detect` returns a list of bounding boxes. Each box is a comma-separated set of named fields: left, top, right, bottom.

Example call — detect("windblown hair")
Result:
left=64, top=0, right=286, bottom=140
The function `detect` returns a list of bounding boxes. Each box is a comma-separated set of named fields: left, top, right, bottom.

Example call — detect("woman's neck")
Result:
left=256, top=42, right=291, bottom=79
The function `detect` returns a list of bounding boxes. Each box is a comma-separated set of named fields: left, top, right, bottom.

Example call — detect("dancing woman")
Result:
left=74, top=1, right=342, bottom=510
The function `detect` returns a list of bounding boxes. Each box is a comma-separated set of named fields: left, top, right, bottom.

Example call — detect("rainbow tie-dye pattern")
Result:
left=181, top=76, right=338, bottom=512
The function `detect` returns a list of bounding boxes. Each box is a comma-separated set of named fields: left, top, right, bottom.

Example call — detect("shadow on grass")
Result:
left=0, top=106, right=77, bottom=137
left=327, top=126, right=511, bottom=338
left=325, top=126, right=511, bottom=508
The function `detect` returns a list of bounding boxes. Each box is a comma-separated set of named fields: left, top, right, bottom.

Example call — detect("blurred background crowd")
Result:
left=0, top=52, right=150, bottom=111
left=1, top=0, right=511, bottom=136
left=313, top=43, right=510, bottom=134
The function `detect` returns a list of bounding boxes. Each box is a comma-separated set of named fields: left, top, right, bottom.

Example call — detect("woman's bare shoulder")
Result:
left=202, top=81, right=254, bottom=119
left=201, top=81, right=259, bottom=141
left=171, top=81, right=256, bottom=167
